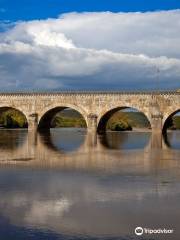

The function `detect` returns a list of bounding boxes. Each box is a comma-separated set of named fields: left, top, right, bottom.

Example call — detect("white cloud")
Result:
left=0, top=10, right=180, bottom=91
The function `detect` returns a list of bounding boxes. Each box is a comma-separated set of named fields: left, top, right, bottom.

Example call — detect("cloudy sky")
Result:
left=0, top=0, right=180, bottom=91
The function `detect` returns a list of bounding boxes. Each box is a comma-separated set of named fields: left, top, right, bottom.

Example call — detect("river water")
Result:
left=0, top=128, right=179, bottom=240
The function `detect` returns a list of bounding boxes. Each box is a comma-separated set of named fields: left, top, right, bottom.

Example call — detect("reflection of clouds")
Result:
left=0, top=172, right=180, bottom=236
left=24, top=198, right=72, bottom=226
left=83, top=180, right=180, bottom=203
left=0, top=191, right=73, bottom=232
left=8, top=194, right=28, bottom=207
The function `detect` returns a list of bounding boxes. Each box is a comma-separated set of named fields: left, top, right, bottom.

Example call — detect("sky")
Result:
left=0, top=0, right=180, bottom=91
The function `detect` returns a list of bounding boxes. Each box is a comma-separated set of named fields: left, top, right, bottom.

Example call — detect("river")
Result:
left=0, top=128, right=179, bottom=240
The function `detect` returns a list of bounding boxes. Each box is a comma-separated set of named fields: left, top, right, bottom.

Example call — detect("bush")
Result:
left=110, top=120, right=132, bottom=131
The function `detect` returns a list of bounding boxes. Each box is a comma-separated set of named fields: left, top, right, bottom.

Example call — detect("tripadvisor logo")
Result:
left=135, top=227, right=143, bottom=236
left=135, top=226, right=173, bottom=236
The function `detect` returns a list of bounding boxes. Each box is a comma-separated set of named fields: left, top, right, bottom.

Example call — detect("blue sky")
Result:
left=0, top=1, right=180, bottom=91
left=1, top=0, right=180, bottom=21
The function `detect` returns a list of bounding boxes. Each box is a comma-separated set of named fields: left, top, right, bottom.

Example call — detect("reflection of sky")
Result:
left=174, top=111, right=180, bottom=116
left=46, top=130, right=152, bottom=151
left=102, top=132, right=151, bottom=150
left=166, top=131, right=180, bottom=149
left=0, top=168, right=180, bottom=238
left=49, top=128, right=86, bottom=152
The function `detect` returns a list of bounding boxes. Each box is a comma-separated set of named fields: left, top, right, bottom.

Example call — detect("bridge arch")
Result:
left=162, top=108, right=180, bottom=133
left=97, top=106, right=151, bottom=133
left=0, top=106, right=28, bottom=128
left=38, top=104, right=88, bottom=129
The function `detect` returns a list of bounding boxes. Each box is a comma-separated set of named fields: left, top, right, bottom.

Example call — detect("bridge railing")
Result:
left=0, top=91, right=179, bottom=96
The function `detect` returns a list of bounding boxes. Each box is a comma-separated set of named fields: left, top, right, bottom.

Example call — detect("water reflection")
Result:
left=39, top=128, right=87, bottom=153
left=0, top=167, right=180, bottom=240
left=0, top=129, right=27, bottom=150
left=0, top=129, right=179, bottom=240
left=39, top=129, right=152, bottom=153
left=163, top=130, right=180, bottom=149
left=100, top=131, right=151, bottom=149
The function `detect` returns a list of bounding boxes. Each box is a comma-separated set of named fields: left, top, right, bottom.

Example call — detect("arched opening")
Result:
left=38, top=107, right=87, bottom=130
left=163, top=110, right=180, bottom=149
left=98, top=107, right=151, bottom=133
left=0, top=107, right=28, bottom=129
left=38, top=107, right=87, bottom=153
left=0, top=107, right=28, bottom=151
left=97, top=107, right=151, bottom=150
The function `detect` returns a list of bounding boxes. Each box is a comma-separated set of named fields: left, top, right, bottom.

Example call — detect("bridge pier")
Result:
left=28, top=113, right=38, bottom=132
left=87, top=114, right=98, bottom=133
left=151, top=115, right=163, bottom=149
left=85, top=131, right=98, bottom=148
left=150, top=130, right=162, bottom=149
left=27, top=113, right=38, bottom=156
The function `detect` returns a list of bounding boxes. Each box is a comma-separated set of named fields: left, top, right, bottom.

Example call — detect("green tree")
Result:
left=0, top=109, right=27, bottom=128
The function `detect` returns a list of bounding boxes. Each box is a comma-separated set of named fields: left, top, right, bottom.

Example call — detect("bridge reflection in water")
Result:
left=0, top=128, right=179, bottom=171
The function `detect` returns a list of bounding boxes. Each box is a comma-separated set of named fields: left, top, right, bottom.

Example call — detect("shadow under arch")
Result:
left=97, top=106, right=151, bottom=133
left=162, top=109, right=180, bottom=149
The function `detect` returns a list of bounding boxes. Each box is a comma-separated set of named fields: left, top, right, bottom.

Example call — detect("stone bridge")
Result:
left=0, top=91, right=179, bottom=135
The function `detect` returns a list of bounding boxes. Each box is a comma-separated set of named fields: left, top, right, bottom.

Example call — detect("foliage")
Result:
left=51, top=109, right=86, bottom=128
left=106, top=111, right=150, bottom=130
left=53, top=110, right=149, bottom=130
left=165, top=116, right=180, bottom=130
left=110, top=120, right=132, bottom=131
left=52, top=116, right=86, bottom=128
left=173, top=116, right=180, bottom=129
left=0, top=109, right=27, bottom=128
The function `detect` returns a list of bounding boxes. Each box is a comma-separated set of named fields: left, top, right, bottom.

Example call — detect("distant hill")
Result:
left=56, top=109, right=83, bottom=118
left=52, top=109, right=86, bottom=128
